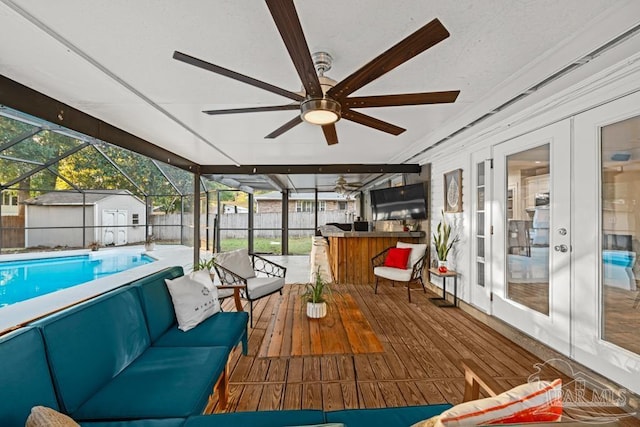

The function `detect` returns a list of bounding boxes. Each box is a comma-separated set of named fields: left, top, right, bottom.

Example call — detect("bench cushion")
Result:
left=153, top=311, right=248, bottom=349
left=72, top=346, right=229, bottom=420
left=183, top=410, right=326, bottom=427
left=38, top=287, right=151, bottom=415
left=0, top=327, right=59, bottom=426
left=325, top=405, right=452, bottom=427
left=134, top=266, right=185, bottom=342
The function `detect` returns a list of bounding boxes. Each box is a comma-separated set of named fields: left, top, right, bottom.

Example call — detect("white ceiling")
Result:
left=0, top=0, right=638, bottom=191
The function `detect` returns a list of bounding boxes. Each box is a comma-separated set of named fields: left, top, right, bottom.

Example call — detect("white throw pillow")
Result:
left=165, top=270, right=220, bottom=332
left=215, top=248, right=256, bottom=279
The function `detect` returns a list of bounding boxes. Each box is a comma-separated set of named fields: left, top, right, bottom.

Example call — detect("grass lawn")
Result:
left=219, top=236, right=312, bottom=255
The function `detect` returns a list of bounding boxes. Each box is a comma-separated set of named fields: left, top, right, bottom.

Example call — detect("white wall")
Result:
left=25, top=205, right=93, bottom=248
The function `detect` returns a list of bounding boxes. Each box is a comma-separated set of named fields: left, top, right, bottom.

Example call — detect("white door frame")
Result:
left=492, top=120, right=572, bottom=356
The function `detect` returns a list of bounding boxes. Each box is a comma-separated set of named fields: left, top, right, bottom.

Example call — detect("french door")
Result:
left=573, top=91, right=640, bottom=394
left=492, top=121, right=572, bottom=355
left=470, top=148, right=491, bottom=312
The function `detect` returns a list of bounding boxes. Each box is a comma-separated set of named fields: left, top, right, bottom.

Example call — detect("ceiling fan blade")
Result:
left=173, top=51, right=304, bottom=102
left=265, top=0, right=323, bottom=98
left=322, top=124, right=339, bottom=145
left=343, top=91, right=460, bottom=108
left=265, top=115, right=303, bottom=138
left=342, top=110, right=405, bottom=136
left=203, top=104, right=300, bottom=115
left=328, top=18, right=450, bottom=100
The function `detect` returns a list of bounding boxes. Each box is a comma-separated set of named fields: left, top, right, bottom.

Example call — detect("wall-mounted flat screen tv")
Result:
left=370, top=183, right=428, bottom=221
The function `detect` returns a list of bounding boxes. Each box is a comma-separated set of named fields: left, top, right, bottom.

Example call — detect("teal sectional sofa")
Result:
left=0, top=266, right=451, bottom=427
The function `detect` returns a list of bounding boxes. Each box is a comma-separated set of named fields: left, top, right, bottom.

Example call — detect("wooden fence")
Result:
left=151, top=211, right=355, bottom=240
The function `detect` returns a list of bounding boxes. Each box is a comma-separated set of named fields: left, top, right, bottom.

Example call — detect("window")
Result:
left=338, top=201, right=347, bottom=210
left=132, top=213, right=140, bottom=225
left=296, top=201, right=313, bottom=212
left=318, top=201, right=326, bottom=211
left=2, top=191, right=18, bottom=207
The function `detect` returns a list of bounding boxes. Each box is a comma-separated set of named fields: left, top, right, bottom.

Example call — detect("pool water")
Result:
left=0, top=253, right=155, bottom=306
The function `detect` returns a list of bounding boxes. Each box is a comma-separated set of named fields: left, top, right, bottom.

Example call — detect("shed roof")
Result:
left=24, top=190, right=141, bottom=206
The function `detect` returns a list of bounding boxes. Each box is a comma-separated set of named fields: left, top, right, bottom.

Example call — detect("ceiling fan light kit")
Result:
left=174, top=0, right=459, bottom=145
left=301, top=98, right=341, bottom=125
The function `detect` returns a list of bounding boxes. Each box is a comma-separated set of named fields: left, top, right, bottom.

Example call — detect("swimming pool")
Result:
left=0, top=252, right=155, bottom=306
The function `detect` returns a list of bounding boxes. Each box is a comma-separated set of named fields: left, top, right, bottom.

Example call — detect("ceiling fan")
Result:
left=173, top=0, right=460, bottom=146
left=334, top=175, right=362, bottom=194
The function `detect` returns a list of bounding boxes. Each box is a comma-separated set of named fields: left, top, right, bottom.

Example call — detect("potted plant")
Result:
left=144, top=235, right=155, bottom=251
left=88, top=241, right=101, bottom=251
left=303, top=267, right=332, bottom=319
left=195, top=257, right=216, bottom=281
left=433, top=211, right=459, bottom=273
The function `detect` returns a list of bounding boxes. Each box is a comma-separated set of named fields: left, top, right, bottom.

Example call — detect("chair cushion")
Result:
left=396, top=242, right=428, bottom=268
left=215, top=248, right=256, bottom=279
left=384, top=247, right=412, bottom=269
left=72, top=346, right=229, bottom=420
left=374, top=266, right=413, bottom=281
left=217, top=287, right=236, bottom=299
left=153, top=311, right=248, bottom=348
left=0, top=327, right=60, bottom=426
left=38, top=288, right=150, bottom=415
left=326, top=404, right=452, bottom=427
left=183, top=410, right=326, bottom=427
left=246, top=276, right=285, bottom=300
left=165, top=270, right=220, bottom=332
left=133, top=266, right=185, bottom=342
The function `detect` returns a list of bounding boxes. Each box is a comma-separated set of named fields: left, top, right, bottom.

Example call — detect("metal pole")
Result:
left=205, top=190, right=210, bottom=251
left=82, top=192, right=86, bottom=248
left=248, top=192, right=254, bottom=253
left=216, top=191, right=221, bottom=252
left=314, top=189, right=319, bottom=230
left=180, top=195, right=184, bottom=245
left=193, top=173, right=201, bottom=268
left=282, top=190, right=289, bottom=255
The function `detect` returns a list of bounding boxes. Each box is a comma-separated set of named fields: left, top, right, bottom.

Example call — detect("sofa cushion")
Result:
left=374, top=266, right=413, bottom=281
left=165, top=270, right=221, bottom=332
left=396, top=242, right=427, bottom=268
left=0, top=327, right=60, bottom=426
left=153, top=311, right=248, bottom=350
left=326, top=404, right=452, bottom=427
left=246, top=276, right=284, bottom=300
left=80, top=420, right=186, bottom=427
left=215, top=248, right=256, bottom=279
left=134, top=266, right=185, bottom=342
left=38, top=287, right=151, bottom=415
left=72, top=346, right=229, bottom=420
left=183, top=410, right=326, bottom=427
left=26, top=406, right=79, bottom=427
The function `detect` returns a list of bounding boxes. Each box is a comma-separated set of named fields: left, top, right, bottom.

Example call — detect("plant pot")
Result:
left=306, top=301, right=327, bottom=319
left=437, top=260, right=448, bottom=273
left=144, top=242, right=155, bottom=251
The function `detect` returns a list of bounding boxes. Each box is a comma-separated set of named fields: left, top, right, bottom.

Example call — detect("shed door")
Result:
left=102, top=210, right=128, bottom=246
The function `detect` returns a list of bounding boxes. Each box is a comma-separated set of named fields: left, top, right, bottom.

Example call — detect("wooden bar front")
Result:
left=326, top=231, right=425, bottom=285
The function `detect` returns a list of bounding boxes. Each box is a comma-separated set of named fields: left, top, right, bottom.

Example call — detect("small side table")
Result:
left=427, top=268, right=458, bottom=307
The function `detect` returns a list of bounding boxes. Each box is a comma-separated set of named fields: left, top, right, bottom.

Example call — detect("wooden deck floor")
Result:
left=211, top=283, right=640, bottom=425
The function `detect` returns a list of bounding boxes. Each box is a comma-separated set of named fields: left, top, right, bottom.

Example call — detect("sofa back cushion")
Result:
left=38, top=287, right=150, bottom=414
left=133, top=266, right=184, bottom=342
left=0, top=327, right=60, bottom=426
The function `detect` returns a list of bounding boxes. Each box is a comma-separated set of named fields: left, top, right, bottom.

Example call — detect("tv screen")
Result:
left=370, top=183, right=428, bottom=221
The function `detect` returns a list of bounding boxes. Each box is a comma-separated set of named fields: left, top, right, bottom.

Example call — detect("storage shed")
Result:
left=24, top=190, right=146, bottom=248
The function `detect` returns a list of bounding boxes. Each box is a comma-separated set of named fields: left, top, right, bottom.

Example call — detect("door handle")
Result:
left=554, top=244, right=568, bottom=253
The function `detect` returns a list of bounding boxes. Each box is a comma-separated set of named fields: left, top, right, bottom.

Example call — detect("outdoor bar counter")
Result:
left=324, top=231, right=425, bottom=285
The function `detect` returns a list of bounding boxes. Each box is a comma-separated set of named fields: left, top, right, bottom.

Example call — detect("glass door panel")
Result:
left=506, top=145, right=550, bottom=315
left=600, top=115, right=640, bottom=356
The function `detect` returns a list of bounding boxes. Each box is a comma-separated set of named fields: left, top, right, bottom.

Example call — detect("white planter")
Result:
left=437, top=259, right=448, bottom=272
left=306, top=302, right=327, bottom=319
